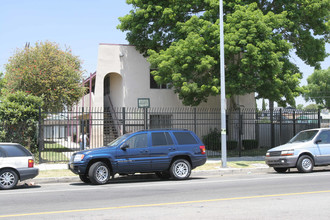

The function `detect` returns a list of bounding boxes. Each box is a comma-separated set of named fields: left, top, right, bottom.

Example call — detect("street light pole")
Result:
left=219, top=0, right=227, bottom=167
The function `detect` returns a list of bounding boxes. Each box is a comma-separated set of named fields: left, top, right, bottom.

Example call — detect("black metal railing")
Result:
left=35, top=107, right=321, bottom=162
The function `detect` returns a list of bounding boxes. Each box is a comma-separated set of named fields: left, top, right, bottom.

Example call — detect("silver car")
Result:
left=0, top=143, right=39, bottom=189
left=265, top=128, right=330, bottom=173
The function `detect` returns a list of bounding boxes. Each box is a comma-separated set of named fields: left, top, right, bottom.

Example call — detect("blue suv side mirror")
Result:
left=120, top=144, right=129, bottom=151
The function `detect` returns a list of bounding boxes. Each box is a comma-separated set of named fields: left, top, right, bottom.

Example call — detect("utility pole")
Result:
left=220, top=0, right=227, bottom=167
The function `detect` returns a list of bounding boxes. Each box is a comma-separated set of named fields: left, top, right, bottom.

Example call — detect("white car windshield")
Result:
left=288, top=130, right=319, bottom=143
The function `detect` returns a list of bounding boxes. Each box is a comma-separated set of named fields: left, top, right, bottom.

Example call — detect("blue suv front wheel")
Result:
left=88, top=162, right=110, bottom=184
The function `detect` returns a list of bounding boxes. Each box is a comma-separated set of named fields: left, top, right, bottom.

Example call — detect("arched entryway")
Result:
left=103, top=72, right=123, bottom=144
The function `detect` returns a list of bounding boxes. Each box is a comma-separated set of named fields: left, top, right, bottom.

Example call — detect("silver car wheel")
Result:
left=0, top=171, right=17, bottom=189
left=302, top=158, right=312, bottom=170
left=96, top=165, right=109, bottom=182
left=297, top=155, right=314, bottom=173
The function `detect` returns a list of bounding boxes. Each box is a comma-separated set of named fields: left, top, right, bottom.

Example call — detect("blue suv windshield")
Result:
left=106, top=133, right=131, bottom=147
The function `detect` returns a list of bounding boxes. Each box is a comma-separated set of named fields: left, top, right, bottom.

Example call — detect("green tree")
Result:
left=304, top=103, right=320, bottom=111
left=118, top=0, right=329, bottom=106
left=296, top=104, right=304, bottom=110
left=4, top=41, right=86, bottom=111
left=0, top=72, right=6, bottom=96
left=0, top=91, right=43, bottom=154
left=262, top=99, right=267, bottom=111
left=303, top=67, right=330, bottom=108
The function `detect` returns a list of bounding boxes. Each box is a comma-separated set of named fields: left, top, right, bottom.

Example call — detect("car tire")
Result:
left=88, top=162, right=110, bottom=185
left=170, top=159, right=191, bottom=180
left=297, top=155, right=314, bottom=173
left=79, top=174, right=91, bottom=183
left=155, top=171, right=171, bottom=180
left=274, top=167, right=288, bottom=173
left=0, top=169, right=19, bottom=190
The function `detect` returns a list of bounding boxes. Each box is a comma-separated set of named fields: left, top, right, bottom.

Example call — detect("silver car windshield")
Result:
left=288, top=130, right=319, bottom=143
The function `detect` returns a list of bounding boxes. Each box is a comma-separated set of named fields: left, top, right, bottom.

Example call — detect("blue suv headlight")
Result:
left=73, top=154, right=85, bottom=162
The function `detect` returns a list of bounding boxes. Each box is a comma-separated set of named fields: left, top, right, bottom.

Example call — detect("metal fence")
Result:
left=37, top=107, right=321, bottom=162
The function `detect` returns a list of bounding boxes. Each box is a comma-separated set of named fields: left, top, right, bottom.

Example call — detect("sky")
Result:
left=1, top=0, right=329, bottom=106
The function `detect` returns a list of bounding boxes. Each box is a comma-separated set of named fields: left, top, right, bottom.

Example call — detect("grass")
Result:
left=194, top=160, right=266, bottom=171
left=40, top=142, right=72, bottom=163
left=44, top=143, right=73, bottom=152
left=39, top=169, right=76, bottom=178
left=40, top=151, right=70, bottom=162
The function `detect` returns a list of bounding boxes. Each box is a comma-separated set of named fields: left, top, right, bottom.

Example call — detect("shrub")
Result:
left=242, top=139, right=258, bottom=150
left=227, top=140, right=238, bottom=150
left=203, top=128, right=238, bottom=151
left=0, top=91, right=43, bottom=155
left=203, top=128, right=221, bottom=151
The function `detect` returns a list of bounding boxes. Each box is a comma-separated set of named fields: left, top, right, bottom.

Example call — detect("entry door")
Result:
left=116, top=133, right=151, bottom=173
left=149, top=132, right=174, bottom=171
left=315, top=130, right=330, bottom=165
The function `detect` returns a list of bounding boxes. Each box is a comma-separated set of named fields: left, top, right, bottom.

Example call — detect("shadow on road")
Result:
left=69, top=174, right=206, bottom=186
left=267, top=166, right=330, bottom=175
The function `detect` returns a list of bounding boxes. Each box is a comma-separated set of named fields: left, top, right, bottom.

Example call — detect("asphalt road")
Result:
left=1, top=170, right=330, bottom=220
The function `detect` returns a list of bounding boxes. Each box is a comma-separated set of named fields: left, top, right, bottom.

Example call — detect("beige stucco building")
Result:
left=74, top=43, right=255, bottom=147
left=79, top=43, right=255, bottom=110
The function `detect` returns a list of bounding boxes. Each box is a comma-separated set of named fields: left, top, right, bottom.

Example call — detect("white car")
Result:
left=0, top=143, right=39, bottom=189
left=265, top=128, right=330, bottom=173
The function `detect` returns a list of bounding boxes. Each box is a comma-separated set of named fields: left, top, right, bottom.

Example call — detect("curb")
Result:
left=192, top=167, right=272, bottom=176
left=27, top=167, right=272, bottom=185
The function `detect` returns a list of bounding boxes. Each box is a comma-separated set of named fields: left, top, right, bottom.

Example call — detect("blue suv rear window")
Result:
left=152, top=132, right=174, bottom=146
left=173, top=132, right=198, bottom=145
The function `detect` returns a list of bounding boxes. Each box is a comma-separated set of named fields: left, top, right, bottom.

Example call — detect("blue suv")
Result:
left=68, top=129, right=206, bottom=184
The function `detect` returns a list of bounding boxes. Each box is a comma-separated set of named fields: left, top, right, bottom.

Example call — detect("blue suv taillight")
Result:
left=200, top=146, right=206, bottom=155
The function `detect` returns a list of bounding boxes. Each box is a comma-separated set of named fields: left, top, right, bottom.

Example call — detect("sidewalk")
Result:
left=35, top=156, right=266, bottom=171
left=30, top=157, right=271, bottom=184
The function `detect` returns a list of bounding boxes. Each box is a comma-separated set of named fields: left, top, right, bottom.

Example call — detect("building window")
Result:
left=150, top=114, right=172, bottom=129
left=150, top=71, right=171, bottom=89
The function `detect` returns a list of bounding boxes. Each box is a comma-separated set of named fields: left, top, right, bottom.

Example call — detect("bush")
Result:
left=0, top=91, right=43, bottom=155
left=242, top=139, right=258, bottom=150
left=227, top=140, right=238, bottom=150
left=203, top=128, right=238, bottom=151
left=203, top=128, right=221, bottom=151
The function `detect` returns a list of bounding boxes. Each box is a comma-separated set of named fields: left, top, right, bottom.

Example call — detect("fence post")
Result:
left=318, top=109, right=321, bottom=128
left=194, top=108, right=197, bottom=133
left=38, top=107, right=43, bottom=163
left=279, top=108, right=282, bottom=145
left=255, top=109, right=259, bottom=149
left=144, top=108, right=148, bottom=130
left=270, top=108, right=275, bottom=148
left=122, top=107, right=126, bottom=134
left=238, top=108, right=242, bottom=157
left=293, top=110, right=296, bottom=135
left=81, top=107, right=85, bottom=150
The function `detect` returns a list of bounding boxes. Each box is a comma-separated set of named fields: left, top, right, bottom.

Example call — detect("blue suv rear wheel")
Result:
left=170, top=159, right=191, bottom=180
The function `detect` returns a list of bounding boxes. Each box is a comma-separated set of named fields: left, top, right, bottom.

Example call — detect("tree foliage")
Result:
left=0, top=72, right=6, bottom=96
left=0, top=91, right=43, bottom=154
left=303, top=67, right=330, bottom=108
left=118, top=0, right=329, bottom=106
left=5, top=41, right=86, bottom=111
